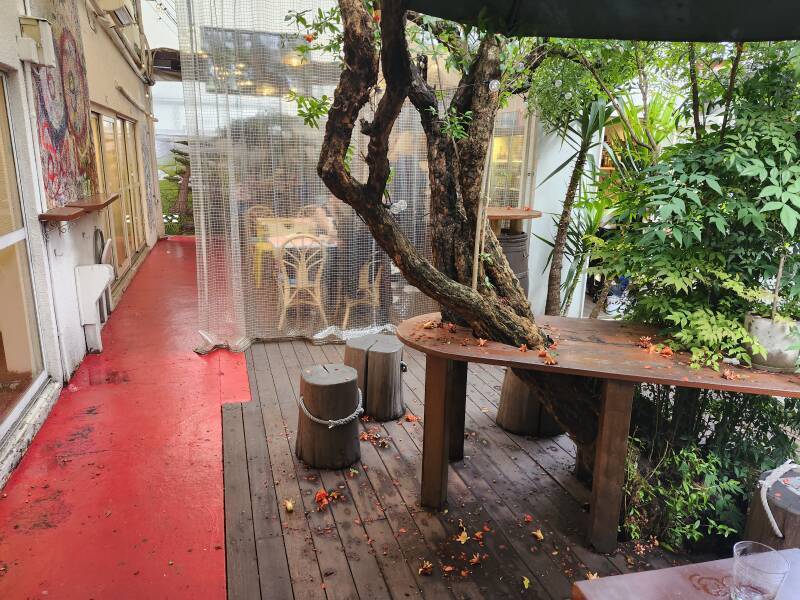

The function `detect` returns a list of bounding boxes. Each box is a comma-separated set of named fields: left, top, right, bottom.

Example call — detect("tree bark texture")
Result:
left=545, top=141, right=589, bottom=315
left=318, top=0, right=602, bottom=466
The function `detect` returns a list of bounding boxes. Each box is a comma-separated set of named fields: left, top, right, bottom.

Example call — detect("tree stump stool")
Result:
left=295, top=363, right=362, bottom=469
left=745, top=466, right=800, bottom=550
left=496, top=369, right=564, bottom=436
left=343, top=334, right=405, bottom=421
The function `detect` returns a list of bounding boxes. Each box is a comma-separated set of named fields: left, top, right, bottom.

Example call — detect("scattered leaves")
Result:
left=442, top=565, right=456, bottom=575
left=418, top=560, right=433, bottom=576
left=542, top=353, right=558, bottom=365
left=469, top=553, right=481, bottom=565
left=422, top=320, right=438, bottom=330
left=477, top=338, right=487, bottom=347
left=522, top=576, right=530, bottom=589
left=284, top=498, right=294, bottom=513
left=636, top=336, right=652, bottom=349
left=532, top=529, right=544, bottom=541
left=404, top=413, right=420, bottom=423
left=523, top=514, right=533, bottom=523
left=315, top=489, right=329, bottom=511
left=457, top=530, right=469, bottom=544
left=586, top=572, right=600, bottom=580
left=660, top=345, right=674, bottom=358
left=519, top=344, right=528, bottom=353
left=722, top=368, right=741, bottom=380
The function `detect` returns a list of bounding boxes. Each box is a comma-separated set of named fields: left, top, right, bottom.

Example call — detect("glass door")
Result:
left=0, top=75, right=45, bottom=429
left=95, top=114, right=146, bottom=278
left=123, top=120, right=145, bottom=250
left=101, top=115, right=131, bottom=274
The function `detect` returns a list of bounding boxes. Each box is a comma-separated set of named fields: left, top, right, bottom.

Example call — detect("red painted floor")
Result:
left=0, top=237, right=248, bottom=599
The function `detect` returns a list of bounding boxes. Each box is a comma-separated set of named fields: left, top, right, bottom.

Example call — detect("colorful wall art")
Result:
left=31, top=0, right=97, bottom=208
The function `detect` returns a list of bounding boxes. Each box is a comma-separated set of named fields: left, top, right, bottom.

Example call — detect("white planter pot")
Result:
left=744, top=313, right=800, bottom=373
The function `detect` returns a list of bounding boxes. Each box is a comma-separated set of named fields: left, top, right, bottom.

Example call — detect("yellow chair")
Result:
left=342, top=260, right=383, bottom=330
left=277, top=234, right=328, bottom=331
left=245, top=206, right=275, bottom=289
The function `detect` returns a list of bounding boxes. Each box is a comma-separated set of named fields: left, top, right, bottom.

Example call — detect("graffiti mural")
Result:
left=31, top=0, right=96, bottom=207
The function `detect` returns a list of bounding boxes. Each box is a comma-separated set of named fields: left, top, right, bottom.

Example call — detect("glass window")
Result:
left=0, top=75, right=44, bottom=425
left=0, top=242, right=44, bottom=423
left=0, top=81, right=23, bottom=237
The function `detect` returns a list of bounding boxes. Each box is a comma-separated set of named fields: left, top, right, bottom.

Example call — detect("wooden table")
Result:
left=396, top=313, right=800, bottom=552
left=572, top=548, right=800, bottom=599
left=486, top=206, right=543, bottom=234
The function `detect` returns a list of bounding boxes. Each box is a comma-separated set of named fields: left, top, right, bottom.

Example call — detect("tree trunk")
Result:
left=174, top=161, right=191, bottom=217
left=318, top=0, right=603, bottom=469
left=590, top=280, right=612, bottom=319
left=545, top=141, right=589, bottom=315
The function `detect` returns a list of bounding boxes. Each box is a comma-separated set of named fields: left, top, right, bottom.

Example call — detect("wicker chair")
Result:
left=277, top=234, right=328, bottom=331
left=342, top=260, right=383, bottom=330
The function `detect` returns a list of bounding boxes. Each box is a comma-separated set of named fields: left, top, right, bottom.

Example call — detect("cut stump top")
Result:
left=396, top=313, right=800, bottom=398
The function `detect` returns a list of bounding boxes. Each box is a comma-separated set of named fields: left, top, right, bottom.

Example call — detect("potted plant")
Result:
left=745, top=249, right=800, bottom=372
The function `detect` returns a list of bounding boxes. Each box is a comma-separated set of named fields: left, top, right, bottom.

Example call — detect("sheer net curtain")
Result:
left=178, top=0, right=437, bottom=349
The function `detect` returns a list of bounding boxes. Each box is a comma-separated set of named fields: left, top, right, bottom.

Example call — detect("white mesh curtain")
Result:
left=178, top=0, right=437, bottom=349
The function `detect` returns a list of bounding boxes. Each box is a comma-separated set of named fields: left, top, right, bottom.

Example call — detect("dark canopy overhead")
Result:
left=405, top=0, right=800, bottom=41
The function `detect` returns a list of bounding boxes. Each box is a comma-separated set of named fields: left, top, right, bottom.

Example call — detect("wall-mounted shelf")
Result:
left=38, top=206, right=85, bottom=223
left=67, top=192, right=119, bottom=212
left=38, top=193, right=120, bottom=223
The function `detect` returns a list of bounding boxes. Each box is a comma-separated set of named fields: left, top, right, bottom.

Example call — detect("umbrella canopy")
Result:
left=405, top=0, right=800, bottom=41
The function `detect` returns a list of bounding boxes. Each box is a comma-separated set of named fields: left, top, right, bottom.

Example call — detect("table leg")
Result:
left=588, top=379, right=635, bottom=553
left=421, top=355, right=466, bottom=508
left=448, top=361, right=468, bottom=462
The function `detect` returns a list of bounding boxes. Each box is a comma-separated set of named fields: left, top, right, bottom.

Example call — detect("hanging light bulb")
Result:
left=488, top=79, right=500, bottom=92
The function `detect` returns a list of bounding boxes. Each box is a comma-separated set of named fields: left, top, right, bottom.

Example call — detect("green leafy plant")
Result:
left=593, top=53, right=800, bottom=368
left=624, top=384, right=800, bottom=551
left=625, top=439, right=742, bottom=550
left=286, top=91, right=331, bottom=129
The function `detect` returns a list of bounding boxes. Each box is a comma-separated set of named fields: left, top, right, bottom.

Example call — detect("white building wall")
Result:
left=528, top=120, right=600, bottom=318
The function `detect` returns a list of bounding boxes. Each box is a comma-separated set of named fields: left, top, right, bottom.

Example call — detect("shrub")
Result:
left=623, top=384, right=800, bottom=551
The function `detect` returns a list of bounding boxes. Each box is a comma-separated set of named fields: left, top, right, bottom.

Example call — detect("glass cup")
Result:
left=731, top=541, right=790, bottom=600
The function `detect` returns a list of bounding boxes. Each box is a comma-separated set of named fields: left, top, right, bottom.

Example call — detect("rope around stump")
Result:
left=299, top=389, right=363, bottom=429
left=760, top=459, right=799, bottom=538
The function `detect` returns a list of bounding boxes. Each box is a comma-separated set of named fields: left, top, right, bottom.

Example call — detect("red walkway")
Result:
left=0, top=237, right=247, bottom=599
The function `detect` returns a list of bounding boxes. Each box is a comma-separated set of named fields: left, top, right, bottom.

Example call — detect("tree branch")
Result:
left=688, top=42, right=703, bottom=141
left=720, top=42, right=744, bottom=144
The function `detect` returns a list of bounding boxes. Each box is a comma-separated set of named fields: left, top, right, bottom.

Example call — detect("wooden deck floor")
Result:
left=223, top=339, right=686, bottom=600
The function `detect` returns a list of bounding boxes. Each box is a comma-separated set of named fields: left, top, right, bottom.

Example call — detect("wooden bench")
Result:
left=396, top=312, right=800, bottom=552
left=572, top=548, right=800, bottom=599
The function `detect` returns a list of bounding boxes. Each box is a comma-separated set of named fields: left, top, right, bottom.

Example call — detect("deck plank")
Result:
left=241, top=401, right=293, bottom=598
left=225, top=338, right=690, bottom=600
left=222, top=403, right=262, bottom=600
left=249, top=344, right=326, bottom=600
left=264, top=341, right=361, bottom=600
